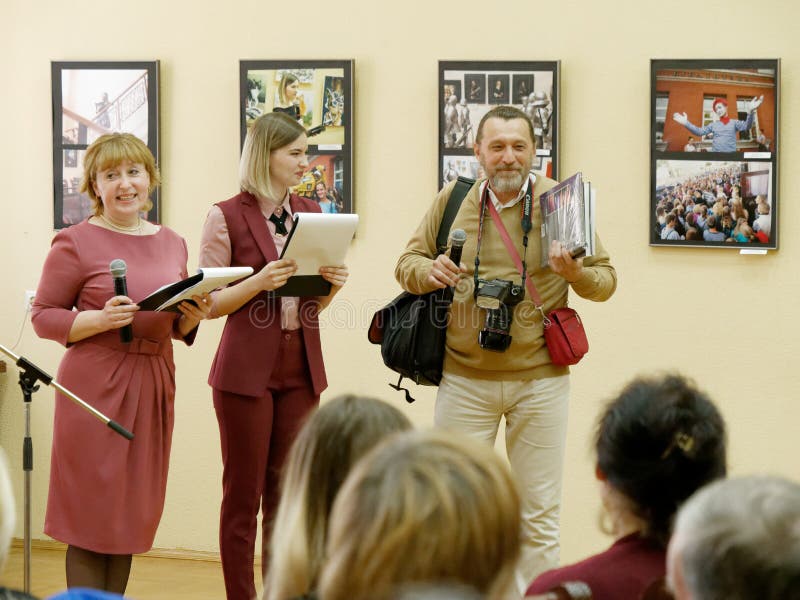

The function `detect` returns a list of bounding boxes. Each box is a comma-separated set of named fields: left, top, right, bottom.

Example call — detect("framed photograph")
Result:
left=240, top=60, right=354, bottom=213
left=650, top=59, right=780, bottom=249
left=464, top=74, right=486, bottom=104
left=443, top=79, right=462, bottom=104
left=487, top=74, right=510, bottom=104
left=512, top=74, right=534, bottom=105
left=52, top=61, right=159, bottom=230
left=439, top=61, right=560, bottom=185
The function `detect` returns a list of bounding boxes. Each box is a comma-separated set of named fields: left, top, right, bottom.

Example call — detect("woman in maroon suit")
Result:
left=32, top=133, right=211, bottom=593
left=198, top=112, right=348, bottom=600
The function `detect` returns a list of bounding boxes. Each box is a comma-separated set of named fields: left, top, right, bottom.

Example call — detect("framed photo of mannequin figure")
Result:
left=650, top=59, right=780, bottom=249
left=52, top=61, right=160, bottom=230
left=240, top=59, right=354, bottom=213
left=438, top=60, right=560, bottom=189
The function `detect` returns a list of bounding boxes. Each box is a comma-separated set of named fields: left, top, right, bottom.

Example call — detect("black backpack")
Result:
left=368, top=177, right=474, bottom=402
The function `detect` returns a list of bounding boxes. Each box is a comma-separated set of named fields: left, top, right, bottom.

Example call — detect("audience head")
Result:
left=239, top=111, right=306, bottom=201
left=595, top=374, right=727, bottom=546
left=685, top=227, right=700, bottom=241
left=0, top=447, right=14, bottom=573
left=667, top=475, right=800, bottom=600
left=738, top=223, right=754, bottom=241
left=319, top=430, right=521, bottom=600
left=80, top=132, right=160, bottom=216
left=265, top=395, right=412, bottom=600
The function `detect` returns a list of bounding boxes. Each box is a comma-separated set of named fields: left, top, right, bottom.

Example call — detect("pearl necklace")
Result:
left=99, top=214, right=142, bottom=234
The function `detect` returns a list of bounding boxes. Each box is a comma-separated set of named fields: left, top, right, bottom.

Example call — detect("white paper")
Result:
left=141, top=266, right=254, bottom=312
left=280, top=213, right=359, bottom=275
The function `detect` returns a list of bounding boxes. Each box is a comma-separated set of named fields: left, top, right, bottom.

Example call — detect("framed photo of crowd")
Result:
left=650, top=59, right=780, bottom=249
left=438, top=60, right=560, bottom=189
left=51, top=61, right=160, bottom=230
left=239, top=60, right=354, bottom=214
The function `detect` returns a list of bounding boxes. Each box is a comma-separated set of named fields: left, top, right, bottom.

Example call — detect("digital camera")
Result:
left=474, top=278, right=525, bottom=352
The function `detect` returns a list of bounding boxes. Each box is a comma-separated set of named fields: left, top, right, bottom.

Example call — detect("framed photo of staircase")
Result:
left=51, top=61, right=160, bottom=229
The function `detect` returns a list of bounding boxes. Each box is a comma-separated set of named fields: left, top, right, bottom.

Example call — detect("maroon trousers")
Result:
left=213, top=330, right=319, bottom=600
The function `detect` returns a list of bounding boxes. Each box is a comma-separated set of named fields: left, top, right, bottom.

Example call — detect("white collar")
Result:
left=480, top=174, right=536, bottom=211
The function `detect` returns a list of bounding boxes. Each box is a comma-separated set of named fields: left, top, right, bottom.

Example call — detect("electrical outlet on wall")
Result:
left=24, top=290, right=35, bottom=312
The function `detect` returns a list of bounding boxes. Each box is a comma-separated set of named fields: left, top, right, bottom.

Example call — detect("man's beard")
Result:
left=490, top=168, right=526, bottom=194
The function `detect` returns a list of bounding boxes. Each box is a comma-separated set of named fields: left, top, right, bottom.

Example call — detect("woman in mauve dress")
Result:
left=31, top=133, right=211, bottom=594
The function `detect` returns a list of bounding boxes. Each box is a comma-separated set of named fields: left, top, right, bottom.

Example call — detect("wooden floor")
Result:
left=2, top=544, right=262, bottom=599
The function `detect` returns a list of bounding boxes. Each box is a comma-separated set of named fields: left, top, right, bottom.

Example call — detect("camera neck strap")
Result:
left=480, top=182, right=543, bottom=308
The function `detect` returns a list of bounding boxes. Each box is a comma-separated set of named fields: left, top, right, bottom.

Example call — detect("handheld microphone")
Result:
left=449, top=228, right=467, bottom=268
left=446, top=229, right=467, bottom=300
left=109, top=259, right=133, bottom=344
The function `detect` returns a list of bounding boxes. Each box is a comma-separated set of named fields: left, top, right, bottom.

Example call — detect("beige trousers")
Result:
left=435, top=371, right=571, bottom=598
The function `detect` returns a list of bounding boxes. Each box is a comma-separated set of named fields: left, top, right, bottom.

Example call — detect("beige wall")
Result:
left=1, top=0, right=799, bottom=566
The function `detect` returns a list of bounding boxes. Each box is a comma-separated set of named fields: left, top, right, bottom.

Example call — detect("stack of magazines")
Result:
left=539, top=172, right=596, bottom=267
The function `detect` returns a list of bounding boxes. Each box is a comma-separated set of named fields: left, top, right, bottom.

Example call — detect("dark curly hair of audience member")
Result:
left=595, top=374, right=727, bottom=546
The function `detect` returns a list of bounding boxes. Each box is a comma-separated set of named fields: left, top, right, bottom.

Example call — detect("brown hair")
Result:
left=475, top=105, right=536, bottom=147
left=80, top=133, right=160, bottom=215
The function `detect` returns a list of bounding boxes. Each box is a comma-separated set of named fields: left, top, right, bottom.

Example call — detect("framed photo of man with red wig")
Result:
left=650, top=59, right=780, bottom=250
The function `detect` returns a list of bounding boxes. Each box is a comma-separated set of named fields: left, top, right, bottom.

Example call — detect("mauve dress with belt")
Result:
left=31, top=220, right=196, bottom=554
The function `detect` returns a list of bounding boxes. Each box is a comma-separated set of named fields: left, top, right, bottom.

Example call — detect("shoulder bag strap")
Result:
left=435, top=176, right=474, bottom=255
left=486, top=200, right=544, bottom=308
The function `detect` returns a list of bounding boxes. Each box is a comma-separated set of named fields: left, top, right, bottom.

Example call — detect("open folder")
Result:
left=275, top=212, right=359, bottom=297
left=137, top=267, right=254, bottom=312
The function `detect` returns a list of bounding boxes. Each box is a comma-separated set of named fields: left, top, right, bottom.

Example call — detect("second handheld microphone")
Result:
left=109, top=259, right=133, bottom=344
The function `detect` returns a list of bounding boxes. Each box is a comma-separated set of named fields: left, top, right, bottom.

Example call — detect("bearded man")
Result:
left=395, top=105, right=617, bottom=597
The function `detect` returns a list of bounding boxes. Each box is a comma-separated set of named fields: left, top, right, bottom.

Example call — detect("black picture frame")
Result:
left=650, top=59, right=780, bottom=249
left=51, top=61, right=160, bottom=230
left=239, top=60, right=354, bottom=214
left=438, top=60, right=560, bottom=186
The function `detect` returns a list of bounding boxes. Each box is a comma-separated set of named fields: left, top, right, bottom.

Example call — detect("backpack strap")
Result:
left=435, top=176, right=474, bottom=255
left=386, top=176, right=476, bottom=403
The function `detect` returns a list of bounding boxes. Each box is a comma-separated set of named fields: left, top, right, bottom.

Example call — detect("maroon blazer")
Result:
left=207, top=191, right=328, bottom=397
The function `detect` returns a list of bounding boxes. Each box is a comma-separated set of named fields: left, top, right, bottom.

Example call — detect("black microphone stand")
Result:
left=0, top=343, right=134, bottom=595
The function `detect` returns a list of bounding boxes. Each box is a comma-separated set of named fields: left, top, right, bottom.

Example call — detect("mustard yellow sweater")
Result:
left=395, top=177, right=617, bottom=381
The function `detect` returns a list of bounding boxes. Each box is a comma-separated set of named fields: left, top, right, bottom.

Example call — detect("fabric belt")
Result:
left=87, top=336, right=170, bottom=356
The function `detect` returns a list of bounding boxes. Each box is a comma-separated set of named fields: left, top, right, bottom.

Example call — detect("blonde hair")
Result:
left=239, top=112, right=305, bottom=201
left=0, top=448, right=15, bottom=572
left=264, top=395, right=412, bottom=600
left=318, top=430, right=521, bottom=600
left=79, top=133, right=160, bottom=216
left=278, top=72, right=299, bottom=106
